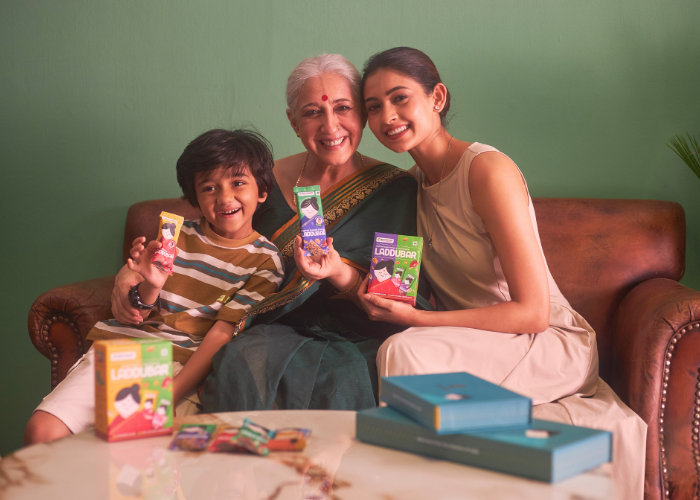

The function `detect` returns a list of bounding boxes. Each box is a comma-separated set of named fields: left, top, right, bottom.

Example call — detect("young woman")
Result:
left=358, top=47, right=646, bottom=499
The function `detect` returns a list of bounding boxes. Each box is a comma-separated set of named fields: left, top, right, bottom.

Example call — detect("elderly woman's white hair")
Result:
left=285, top=54, right=362, bottom=112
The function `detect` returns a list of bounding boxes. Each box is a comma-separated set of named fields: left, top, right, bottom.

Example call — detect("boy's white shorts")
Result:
left=35, top=347, right=200, bottom=434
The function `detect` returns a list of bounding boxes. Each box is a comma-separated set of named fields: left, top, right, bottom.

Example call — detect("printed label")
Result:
left=368, top=232, right=423, bottom=306
left=94, top=339, right=173, bottom=442
left=294, top=185, right=329, bottom=257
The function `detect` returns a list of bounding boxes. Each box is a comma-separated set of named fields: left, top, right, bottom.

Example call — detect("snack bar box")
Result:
left=380, top=372, right=531, bottom=434
left=367, top=232, right=423, bottom=306
left=94, top=338, right=173, bottom=442
left=356, top=406, right=612, bottom=483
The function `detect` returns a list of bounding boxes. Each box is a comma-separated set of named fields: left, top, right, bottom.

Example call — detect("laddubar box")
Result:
left=356, top=406, right=612, bottom=483
left=380, top=372, right=531, bottom=434
left=368, top=232, right=423, bottom=306
left=94, top=339, right=173, bottom=442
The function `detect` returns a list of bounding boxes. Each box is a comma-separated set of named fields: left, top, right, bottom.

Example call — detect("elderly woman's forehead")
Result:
left=298, top=73, right=354, bottom=100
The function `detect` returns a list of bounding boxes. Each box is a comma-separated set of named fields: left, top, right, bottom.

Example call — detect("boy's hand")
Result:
left=127, top=236, right=171, bottom=289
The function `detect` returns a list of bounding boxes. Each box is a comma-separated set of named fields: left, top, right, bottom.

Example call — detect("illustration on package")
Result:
left=151, top=212, right=184, bottom=275
left=368, top=233, right=423, bottom=306
left=94, top=339, right=173, bottom=442
left=294, top=185, right=329, bottom=256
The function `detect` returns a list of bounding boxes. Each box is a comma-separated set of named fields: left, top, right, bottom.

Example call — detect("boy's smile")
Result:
left=195, top=165, right=267, bottom=240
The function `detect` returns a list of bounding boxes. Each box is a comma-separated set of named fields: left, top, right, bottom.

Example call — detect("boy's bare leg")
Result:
left=24, top=410, right=72, bottom=445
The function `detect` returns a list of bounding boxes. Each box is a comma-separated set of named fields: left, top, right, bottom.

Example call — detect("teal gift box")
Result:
left=379, top=372, right=532, bottom=434
left=356, top=406, right=612, bottom=483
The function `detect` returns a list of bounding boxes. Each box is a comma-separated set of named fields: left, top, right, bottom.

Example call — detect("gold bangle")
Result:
left=332, top=270, right=362, bottom=295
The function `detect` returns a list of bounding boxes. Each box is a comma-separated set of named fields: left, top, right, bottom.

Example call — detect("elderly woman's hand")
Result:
left=111, top=245, right=146, bottom=324
left=356, top=275, right=420, bottom=326
left=294, top=235, right=345, bottom=282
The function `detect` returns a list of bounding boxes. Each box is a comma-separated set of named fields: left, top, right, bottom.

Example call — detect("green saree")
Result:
left=202, top=162, right=432, bottom=412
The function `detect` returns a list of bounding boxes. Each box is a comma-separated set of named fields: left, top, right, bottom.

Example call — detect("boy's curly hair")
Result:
left=176, top=128, right=274, bottom=208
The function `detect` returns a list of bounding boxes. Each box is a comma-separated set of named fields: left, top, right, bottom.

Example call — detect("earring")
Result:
left=434, top=106, right=440, bottom=111
left=296, top=132, right=300, bottom=137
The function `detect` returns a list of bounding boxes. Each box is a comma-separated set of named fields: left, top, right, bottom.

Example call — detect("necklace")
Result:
left=424, top=135, right=453, bottom=249
left=294, top=151, right=366, bottom=202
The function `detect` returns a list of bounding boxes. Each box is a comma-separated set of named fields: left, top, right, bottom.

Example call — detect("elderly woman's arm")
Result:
left=111, top=265, right=144, bottom=324
left=111, top=239, right=149, bottom=324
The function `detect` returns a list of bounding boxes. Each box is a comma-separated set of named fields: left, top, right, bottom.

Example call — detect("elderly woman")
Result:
left=111, top=54, right=428, bottom=411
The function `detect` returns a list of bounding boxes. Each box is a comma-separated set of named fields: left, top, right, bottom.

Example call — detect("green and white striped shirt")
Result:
left=87, top=218, right=284, bottom=363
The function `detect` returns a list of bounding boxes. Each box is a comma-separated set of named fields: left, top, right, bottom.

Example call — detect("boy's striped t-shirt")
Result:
left=87, top=219, right=284, bottom=363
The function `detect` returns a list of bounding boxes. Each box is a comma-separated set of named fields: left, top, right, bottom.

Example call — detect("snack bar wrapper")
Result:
left=230, top=418, right=270, bottom=456
left=294, top=186, right=329, bottom=257
left=268, top=428, right=311, bottom=452
left=208, top=426, right=248, bottom=453
left=94, top=339, right=173, bottom=442
left=151, top=211, right=184, bottom=275
left=367, top=233, right=423, bottom=306
left=168, top=424, right=217, bottom=452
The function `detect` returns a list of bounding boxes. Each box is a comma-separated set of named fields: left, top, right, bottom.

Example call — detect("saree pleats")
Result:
left=203, top=163, right=429, bottom=412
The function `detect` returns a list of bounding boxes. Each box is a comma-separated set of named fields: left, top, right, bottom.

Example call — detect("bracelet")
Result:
left=128, top=283, right=161, bottom=311
left=332, top=270, right=363, bottom=295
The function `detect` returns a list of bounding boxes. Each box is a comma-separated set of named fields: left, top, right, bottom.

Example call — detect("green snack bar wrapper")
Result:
left=368, top=232, right=423, bottom=306
left=294, top=185, right=329, bottom=257
left=230, top=418, right=270, bottom=456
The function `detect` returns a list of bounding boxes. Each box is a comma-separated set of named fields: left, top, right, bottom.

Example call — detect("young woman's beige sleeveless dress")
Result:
left=376, top=143, right=646, bottom=499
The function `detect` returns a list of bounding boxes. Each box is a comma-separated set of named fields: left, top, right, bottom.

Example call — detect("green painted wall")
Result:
left=1, top=0, right=698, bottom=455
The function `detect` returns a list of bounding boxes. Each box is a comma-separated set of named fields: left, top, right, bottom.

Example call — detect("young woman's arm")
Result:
left=359, top=152, right=550, bottom=334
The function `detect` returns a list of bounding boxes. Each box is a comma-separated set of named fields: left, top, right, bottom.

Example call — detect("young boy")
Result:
left=25, top=128, right=284, bottom=444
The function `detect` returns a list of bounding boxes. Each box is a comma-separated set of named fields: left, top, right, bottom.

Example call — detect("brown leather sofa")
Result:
left=28, top=197, right=700, bottom=500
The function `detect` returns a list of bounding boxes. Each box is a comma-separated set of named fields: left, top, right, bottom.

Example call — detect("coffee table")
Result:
left=0, top=410, right=617, bottom=499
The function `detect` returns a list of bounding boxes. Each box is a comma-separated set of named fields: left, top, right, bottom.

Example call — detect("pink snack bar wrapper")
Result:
left=151, top=212, right=184, bottom=275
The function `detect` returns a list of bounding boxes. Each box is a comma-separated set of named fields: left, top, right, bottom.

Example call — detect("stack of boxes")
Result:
left=356, top=372, right=612, bottom=483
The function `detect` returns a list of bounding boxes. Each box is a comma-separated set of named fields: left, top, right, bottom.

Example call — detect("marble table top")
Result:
left=0, top=410, right=617, bottom=500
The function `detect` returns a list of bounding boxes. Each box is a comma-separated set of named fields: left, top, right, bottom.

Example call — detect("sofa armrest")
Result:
left=28, top=276, right=115, bottom=390
left=612, top=278, right=700, bottom=500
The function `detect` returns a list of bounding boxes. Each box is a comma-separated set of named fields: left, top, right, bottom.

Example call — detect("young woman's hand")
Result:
left=294, top=235, right=345, bottom=282
left=127, top=236, right=170, bottom=290
left=357, top=275, right=420, bottom=326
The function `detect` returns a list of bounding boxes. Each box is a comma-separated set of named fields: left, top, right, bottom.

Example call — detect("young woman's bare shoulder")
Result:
left=469, top=151, right=528, bottom=215
left=469, top=151, right=524, bottom=193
